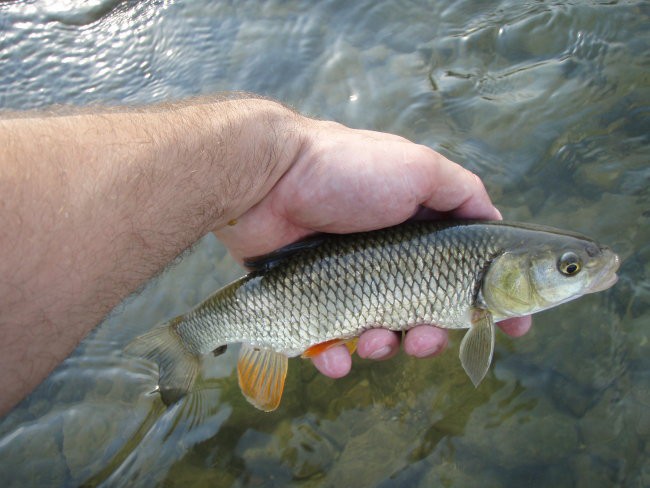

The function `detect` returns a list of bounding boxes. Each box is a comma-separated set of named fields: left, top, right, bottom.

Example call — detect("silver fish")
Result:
left=126, top=221, right=620, bottom=411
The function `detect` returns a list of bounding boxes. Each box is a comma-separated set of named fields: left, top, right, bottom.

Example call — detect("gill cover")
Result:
left=481, top=251, right=541, bottom=318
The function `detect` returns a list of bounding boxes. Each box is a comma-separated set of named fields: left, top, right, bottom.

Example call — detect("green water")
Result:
left=0, top=1, right=648, bottom=486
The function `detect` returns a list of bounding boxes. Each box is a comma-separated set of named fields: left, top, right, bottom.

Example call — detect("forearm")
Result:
left=0, top=97, right=301, bottom=414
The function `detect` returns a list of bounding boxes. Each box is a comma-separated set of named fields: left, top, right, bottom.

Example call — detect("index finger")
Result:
left=404, top=145, right=501, bottom=221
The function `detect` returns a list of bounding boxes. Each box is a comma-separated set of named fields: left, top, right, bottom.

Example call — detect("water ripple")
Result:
left=0, top=1, right=648, bottom=486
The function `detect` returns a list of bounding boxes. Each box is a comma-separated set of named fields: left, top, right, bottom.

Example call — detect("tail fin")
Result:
left=125, top=320, right=201, bottom=405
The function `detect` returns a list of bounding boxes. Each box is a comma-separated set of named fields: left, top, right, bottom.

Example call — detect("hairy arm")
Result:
left=0, top=98, right=301, bottom=414
left=0, top=97, right=529, bottom=415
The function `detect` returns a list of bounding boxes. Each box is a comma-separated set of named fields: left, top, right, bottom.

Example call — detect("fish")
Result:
left=126, top=220, right=620, bottom=411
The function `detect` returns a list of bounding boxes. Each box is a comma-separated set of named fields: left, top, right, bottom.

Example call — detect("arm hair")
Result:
left=0, top=97, right=302, bottom=414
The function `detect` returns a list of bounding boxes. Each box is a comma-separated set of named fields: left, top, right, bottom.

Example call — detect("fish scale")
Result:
left=176, top=221, right=498, bottom=356
left=126, top=219, right=619, bottom=411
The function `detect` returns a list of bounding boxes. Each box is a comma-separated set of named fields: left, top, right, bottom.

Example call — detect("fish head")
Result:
left=482, top=232, right=620, bottom=318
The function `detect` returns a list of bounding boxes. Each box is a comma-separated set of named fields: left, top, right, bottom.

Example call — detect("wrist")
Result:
left=193, top=98, right=305, bottom=230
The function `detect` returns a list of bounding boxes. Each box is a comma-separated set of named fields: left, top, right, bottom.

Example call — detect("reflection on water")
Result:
left=1, top=0, right=648, bottom=486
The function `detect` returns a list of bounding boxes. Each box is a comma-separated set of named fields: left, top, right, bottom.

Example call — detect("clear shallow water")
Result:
left=0, top=0, right=648, bottom=486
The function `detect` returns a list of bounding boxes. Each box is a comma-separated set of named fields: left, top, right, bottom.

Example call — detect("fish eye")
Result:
left=558, top=252, right=582, bottom=276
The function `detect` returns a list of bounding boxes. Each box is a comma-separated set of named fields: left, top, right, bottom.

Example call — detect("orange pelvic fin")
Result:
left=237, top=344, right=288, bottom=412
left=302, top=337, right=358, bottom=358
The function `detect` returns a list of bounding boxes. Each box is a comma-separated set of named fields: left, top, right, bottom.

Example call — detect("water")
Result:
left=0, top=0, right=648, bottom=486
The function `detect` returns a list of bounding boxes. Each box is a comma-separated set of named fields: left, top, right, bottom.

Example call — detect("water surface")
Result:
left=0, top=1, right=648, bottom=486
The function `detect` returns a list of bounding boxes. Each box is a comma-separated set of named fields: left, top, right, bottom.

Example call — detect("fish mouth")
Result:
left=587, top=251, right=620, bottom=293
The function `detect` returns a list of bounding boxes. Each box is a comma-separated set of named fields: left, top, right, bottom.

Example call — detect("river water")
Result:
left=0, top=1, right=648, bottom=486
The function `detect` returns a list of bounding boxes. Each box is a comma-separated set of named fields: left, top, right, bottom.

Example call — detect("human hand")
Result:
left=215, top=116, right=531, bottom=378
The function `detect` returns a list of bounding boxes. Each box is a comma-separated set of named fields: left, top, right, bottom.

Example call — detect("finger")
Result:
left=497, top=316, right=532, bottom=337
left=402, top=325, right=449, bottom=358
left=355, top=128, right=411, bottom=143
left=311, top=344, right=352, bottom=378
left=406, top=147, right=501, bottom=221
left=356, top=329, right=401, bottom=360
left=410, top=205, right=502, bottom=222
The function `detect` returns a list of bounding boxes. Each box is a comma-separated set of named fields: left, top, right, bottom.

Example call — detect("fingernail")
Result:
left=368, top=346, right=392, bottom=360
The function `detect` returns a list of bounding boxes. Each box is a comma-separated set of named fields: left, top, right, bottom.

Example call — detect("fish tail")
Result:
left=125, top=319, right=200, bottom=405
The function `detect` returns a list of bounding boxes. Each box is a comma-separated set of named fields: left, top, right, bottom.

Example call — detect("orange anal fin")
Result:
left=302, top=338, right=358, bottom=358
left=237, top=345, right=288, bottom=412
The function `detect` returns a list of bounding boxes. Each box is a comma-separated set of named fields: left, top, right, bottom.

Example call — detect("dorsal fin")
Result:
left=244, top=234, right=326, bottom=272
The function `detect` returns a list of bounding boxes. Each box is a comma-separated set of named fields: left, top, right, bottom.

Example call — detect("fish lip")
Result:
left=589, top=272, right=618, bottom=293
left=587, top=252, right=620, bottom=293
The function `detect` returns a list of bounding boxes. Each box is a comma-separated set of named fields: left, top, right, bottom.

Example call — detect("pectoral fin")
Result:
left=237, top=345, right=288, bottom=412
left=459, top=308, right=495, bottom=387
